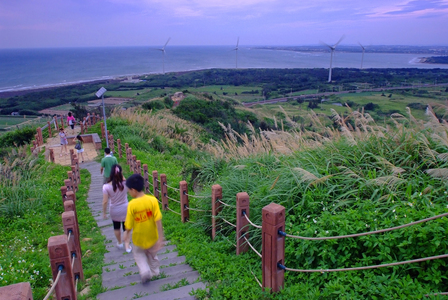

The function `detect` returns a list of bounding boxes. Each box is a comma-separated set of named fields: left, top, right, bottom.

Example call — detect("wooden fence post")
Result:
left=68, top=171, right=78, bottom=193
left=117, top=139, right=122, bottom=158
left=66, top=190, right=77, bottom=203
left=64, top=179, right=73, bottom=193
left=0, top=282, right=33, bottom=299
left=54, top=116, right=59, bottom=130
left=137, top=160, right=141, bottom=175
left=49, top=148, right=55, bottom=163
left=69, top=149, right=75, bottom=166
left=236, top=192, right=250, bottom=255
left=160, top=174, right=168, bottom=211
left=60, top=186, right=67, bottom=202
left=110, top=134, right=115, bottom=153
left=37, top=127, right=43, bottom=146
left=211, top=184, right=223, bottom=241
left=179, top=181, right=189, bottom=223
left=132, top=155, right=137, bottom=174
left=125, top=143, right=129, bottom=164
left=73, top=158, right=81, bottom=184
left=91, top=112, right=96, bottom=125
left=152, top=171, right=159, bottom=199
left=87, top=113, right=91, bottom=126
left=62, top=211, right=83, bottom=281
left=47, top=121, right=52, bottom=136
left=142, top=164, right=150, bottom=193
left=47, top=235, right=76, bottom=300
left=262, top=203, right=285, bottom=292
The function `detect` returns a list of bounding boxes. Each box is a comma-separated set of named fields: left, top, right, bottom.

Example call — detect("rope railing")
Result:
left=278, top=212, right=448, bottom=241
left=250, top=269, right=262, bottom=288
left=278, top=253, right=448, bottom=273
left=183, top=191, right=210, bottom=199
left=243, top=236, right=262, bottom=258
left=146, top=179, right=154, bottom=187
left=67, top=230, right=72, bottom=241
left=243, top=212, right=262, bottom=229
left=166, top=195, right=181, bottom=204
left=164, top=182, right=180, bottom=191
left=184, top=205, right=212, bottom=213
left=217, top=199, right=235, bottom=208
left=71, top=253, right=76, bottom=269
left=214, top=215, right=237, bottom=228
left=42, top=266, right=63, bottom=300
left=165, top=205, right=182, bottom=216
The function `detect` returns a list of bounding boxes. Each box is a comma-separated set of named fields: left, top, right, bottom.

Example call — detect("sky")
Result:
left=0, top=0, right=447, bottom=48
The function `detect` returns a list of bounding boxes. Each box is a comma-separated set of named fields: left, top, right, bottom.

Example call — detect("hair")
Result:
left=76, top=135, right=84, bottom=142
left=68, top=112, right=72, bottom=117
left=59, top=127, right=64, bottom=131
left=104, top=148, right=111, bottom=154
left=126, top=174, right=144, bottom=192
left=109, top=164, right=124, bottom=192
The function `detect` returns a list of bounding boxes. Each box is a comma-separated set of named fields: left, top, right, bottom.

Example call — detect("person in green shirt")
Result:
left=100, top=148, right=118, bottom=184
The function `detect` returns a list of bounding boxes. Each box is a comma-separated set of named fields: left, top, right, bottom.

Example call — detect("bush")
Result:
left=0, top=127, right=36, bottom=148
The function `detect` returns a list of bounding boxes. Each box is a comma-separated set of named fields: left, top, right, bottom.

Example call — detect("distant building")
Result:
left=171, top=92, right=186, bottom=108
left=11, top=112, right=19, bottom=116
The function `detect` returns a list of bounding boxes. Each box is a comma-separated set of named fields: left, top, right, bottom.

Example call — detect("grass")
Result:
left=0, top=147, right=105, bottom=299
left=102, top=101, right=448, bottom=298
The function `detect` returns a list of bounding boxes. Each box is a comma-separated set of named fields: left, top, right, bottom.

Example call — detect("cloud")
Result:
left=367, top=0, right=448, bottom=18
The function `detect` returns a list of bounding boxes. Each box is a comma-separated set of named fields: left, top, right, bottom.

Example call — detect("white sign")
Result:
left=95, top=87, right=107, bottom=98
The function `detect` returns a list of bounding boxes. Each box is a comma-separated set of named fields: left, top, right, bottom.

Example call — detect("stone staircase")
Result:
left=81, top=161, right=205, bottom=300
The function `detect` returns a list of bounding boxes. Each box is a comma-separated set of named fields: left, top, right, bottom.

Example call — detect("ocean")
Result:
left=0, top=46, right=447, bottom=92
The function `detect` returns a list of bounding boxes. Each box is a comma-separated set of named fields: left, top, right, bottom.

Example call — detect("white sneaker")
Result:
left=126, top=246, right=132, bottom=253
left=116, top=243, right=124, bottom=249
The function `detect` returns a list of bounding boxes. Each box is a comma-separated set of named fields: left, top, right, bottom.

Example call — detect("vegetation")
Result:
left=3, top=71, right=448, bottom=298
left=0, top=145, right=105, bottom=299
left=90, top=104, right=448, bottom=299
left=2, top=68, right=448, bottom=116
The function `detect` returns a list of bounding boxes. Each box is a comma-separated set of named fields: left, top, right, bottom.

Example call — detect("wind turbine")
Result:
left=157, top=37, right=171, bottom=74
left=358, top=42, right=365, bottom=69
left=321, top=35, right=345, bottom=82
left=233, top=37, right=239, bottom=69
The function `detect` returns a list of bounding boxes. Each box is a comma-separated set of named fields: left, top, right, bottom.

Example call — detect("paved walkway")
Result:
left=80, top=161, right=205, bottom=300
left=44, top=125, right=99, bottom=166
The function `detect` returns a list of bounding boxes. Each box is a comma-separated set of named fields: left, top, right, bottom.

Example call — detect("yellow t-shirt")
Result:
left=125, top=194, right=162, bottom=249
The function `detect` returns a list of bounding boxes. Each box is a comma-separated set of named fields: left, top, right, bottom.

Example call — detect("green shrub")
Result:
left=0, top=127, right=36, bottom=147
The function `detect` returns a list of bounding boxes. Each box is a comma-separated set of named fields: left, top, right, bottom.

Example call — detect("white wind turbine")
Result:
left=233, top=37, right=239, bottom=69
left=321, top=35, right=345, bottom=82
left=157, top=37, right=171, bottom=74
left=358, top=42, right=366, bottom=69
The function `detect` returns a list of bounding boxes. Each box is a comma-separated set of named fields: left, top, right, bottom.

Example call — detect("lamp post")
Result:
left=95, top=87, right=109, bottom=148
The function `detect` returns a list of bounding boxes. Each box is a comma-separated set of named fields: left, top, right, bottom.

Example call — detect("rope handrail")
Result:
left=75, top=276, right=79, bottom=294
left=43, top=266, right=63, bottom=300
left=217, top=199, right=235, bottom=208
left=164, top=182, right=180, bottom=191
left=166, top=195, right=181, bottom=204
left=243, top=236, right=262, bottom=258
left=279, top=253, right=448, bottom=273
left=214, top=216, right=237, bottom=228
left=67, top=230, right=72, bottom=241
left=71, top=253, right=76, bottom=269
left=146, top=179, right=154, bottom=187
left=250, top=269, right=262, bottom=288
left=184, top=205, right=212, bottom=213
left=165, top=205, right=182, bottom=216
left=278, top=212, right=448, bottom=241
left=183, top=191, right=210, bottom=199
left=243, top=212, right=262, bottom=229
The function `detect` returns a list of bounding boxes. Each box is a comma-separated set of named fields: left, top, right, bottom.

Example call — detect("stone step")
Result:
left=103, top=263, right=193, bottom=289
left=138, top=282, right=206, bottom=300
left=97, top=270, right=201, bottom=300
left=104, top=245, right=177, bottom=264
left=104, top=255, right=186, bottom=272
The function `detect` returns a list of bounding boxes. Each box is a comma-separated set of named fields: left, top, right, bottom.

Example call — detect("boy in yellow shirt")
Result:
left=124, top=174, right=164, bottom=285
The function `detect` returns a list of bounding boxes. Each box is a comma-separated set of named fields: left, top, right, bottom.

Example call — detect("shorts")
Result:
left=77, top=148, right=84, bottom=153
left=113, top=221, right=126, bottom=231
left=70, top=124, right=74, bottom=129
